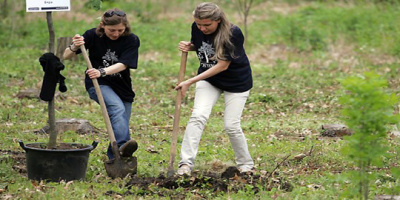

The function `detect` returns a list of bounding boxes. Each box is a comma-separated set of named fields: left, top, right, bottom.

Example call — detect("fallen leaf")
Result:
left=2, top=194, right=13, bottom=200
left=64, top=181, right=74, bottom=189
left=232, top=174, right=247, bottom=184
left=146, top=145, right=159, bottom=154
left=31, top=180, right=46, bottom=192
left=307, top=184, right=324, bottom=190
left=293, top=153, right=307, bottom=161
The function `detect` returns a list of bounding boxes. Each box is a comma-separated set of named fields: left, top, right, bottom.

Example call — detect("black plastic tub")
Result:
left=19, top=141, right=98, bottom=182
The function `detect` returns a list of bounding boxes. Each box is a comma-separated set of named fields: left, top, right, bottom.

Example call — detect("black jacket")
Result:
left=39, top=53, right=67, bottom=101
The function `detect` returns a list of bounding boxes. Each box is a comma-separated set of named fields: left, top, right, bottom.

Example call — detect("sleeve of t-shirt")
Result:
left=119, top=34, right=140, bottom=69
left=190, top=22, right=196, bottom=47
left=224, top=25, right=245, bottom=61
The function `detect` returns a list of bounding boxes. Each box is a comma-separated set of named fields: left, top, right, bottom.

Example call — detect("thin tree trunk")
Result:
left=47, top=12, right=55, bottom=53
left=233, top=0, right=253, bottom=48
left=362, top=165, right=369, bottom=200
left=1, top=0, right=8, bottom=18
left=46, top=11, right=57, bottom=149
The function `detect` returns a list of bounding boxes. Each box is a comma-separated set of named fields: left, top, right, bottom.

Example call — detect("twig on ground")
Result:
left=267, top=154, right=291, bottom=189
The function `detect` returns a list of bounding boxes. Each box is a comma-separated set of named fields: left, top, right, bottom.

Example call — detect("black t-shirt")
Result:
left=191, top=22, right=252, bottom=92
left=76, top=28, right=140, bottom=102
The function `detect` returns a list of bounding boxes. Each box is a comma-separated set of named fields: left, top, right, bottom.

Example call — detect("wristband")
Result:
left=69, top=44, right=78, bottom=52
left=99, top=68, right=107, bottom=77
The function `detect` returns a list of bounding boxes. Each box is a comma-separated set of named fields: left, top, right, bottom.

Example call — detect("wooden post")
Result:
left=46, top=11, right=58, bottom=149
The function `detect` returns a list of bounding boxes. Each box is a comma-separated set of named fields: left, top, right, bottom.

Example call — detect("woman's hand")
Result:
left=71, top=34, right=85, bottom=51
left=86, top=68, right=101, bottom=79
left=178, top=41, right=192, bottom=52
left=174, top=79, right=193, bottom=97
left=64, top=34, right=85, bottom=59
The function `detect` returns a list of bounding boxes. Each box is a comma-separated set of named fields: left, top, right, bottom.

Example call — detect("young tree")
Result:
left=231, top=0, right=264, bottom=48
left=47, top=0, right=103, bottom=148
left=339, top=72, right=400, bottom=199
left=46, top=11, right=57, bottom=148
left=232, top=0, right=253, bottom=43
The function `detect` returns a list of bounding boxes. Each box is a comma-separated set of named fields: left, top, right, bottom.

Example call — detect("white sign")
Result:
left=26, top=0, right=70, bottom=12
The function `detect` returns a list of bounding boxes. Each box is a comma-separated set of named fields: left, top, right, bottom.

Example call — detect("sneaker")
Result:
left=119, top=140, right=138, bottom=157
left=238, top=167, right=256, bottom=174
left=176, top=164, right=191, bottom=176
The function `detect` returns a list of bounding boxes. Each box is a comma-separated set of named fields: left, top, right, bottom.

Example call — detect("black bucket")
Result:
left=19, top=141, right=98, bottom=182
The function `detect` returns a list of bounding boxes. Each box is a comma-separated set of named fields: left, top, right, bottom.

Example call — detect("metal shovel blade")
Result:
left=104, top=156, right=137, bottom=179
left=104, top=142, right=137, bottom=178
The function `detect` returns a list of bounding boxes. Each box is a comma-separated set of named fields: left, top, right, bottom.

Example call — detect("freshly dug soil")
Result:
left=107, top=166, right=293, bottom=198
left=4, top=150, right=293, bottom=198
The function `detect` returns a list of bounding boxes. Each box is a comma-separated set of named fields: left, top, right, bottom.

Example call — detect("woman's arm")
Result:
left=63, top=34, right=85, bottom=60
left=63, top=46, right=77, bottom=60
left=86, top=63, right=127, bottom=79
left=174, top=59, right=230, bottom=97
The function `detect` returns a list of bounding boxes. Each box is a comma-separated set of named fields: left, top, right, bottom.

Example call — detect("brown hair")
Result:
left=193, top=2, right=235, bottom=60
left=96, top=8, right=131, bottom=37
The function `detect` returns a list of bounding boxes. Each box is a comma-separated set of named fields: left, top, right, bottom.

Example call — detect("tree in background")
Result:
left=231, top=0, right=263, bottom=48
left=1, top=0, right=8, bottom=18
left=85, top=0, right=102, bottom=10
left=339, top=72, right=400, bottom=199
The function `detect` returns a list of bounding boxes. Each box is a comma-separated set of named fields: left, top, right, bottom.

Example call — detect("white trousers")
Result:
left=179, top=80, right=254, bottom=171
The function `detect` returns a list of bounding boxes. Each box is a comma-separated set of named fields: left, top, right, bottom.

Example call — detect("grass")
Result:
left=1, top=0, right=400, bottom=199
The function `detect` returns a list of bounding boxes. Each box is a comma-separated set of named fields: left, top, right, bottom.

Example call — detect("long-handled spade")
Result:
left=80, top=46, right=137, bottom=178
left=167, top=52, right=188, bottom=177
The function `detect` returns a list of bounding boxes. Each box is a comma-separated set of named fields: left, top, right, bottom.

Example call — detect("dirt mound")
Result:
left=108, top=166, right=293, bottom=198
left=4, top=151, right=293, bottom=198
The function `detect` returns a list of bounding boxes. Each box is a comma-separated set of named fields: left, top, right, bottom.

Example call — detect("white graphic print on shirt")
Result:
left=198, top=41, right=217, bottom=68
left=102, top=49, right=121, bottom=77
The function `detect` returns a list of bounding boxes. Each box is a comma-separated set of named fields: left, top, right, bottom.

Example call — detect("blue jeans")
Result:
left=88, top=85, right=132, bottom=159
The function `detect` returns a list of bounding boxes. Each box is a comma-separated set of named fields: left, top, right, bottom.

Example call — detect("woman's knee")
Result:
left=107, top=104, right=125, bottom=118
left=224, top=121, right=241, bottom=134
left=189, top=111, right=210, bottom=125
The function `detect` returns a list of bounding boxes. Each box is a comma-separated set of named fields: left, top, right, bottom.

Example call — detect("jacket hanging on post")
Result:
left=39, top=53, right=67, bottom=101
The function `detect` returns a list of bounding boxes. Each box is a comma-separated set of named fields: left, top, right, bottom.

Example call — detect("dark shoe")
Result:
left=119, top=140, right=138, bottom=157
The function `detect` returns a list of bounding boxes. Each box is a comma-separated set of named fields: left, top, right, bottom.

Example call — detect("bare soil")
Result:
left=25, top=143, right=90, bottom=150
left=107, top=167, right=293, bottom=198
left=4, top=150, right=292, bottom=198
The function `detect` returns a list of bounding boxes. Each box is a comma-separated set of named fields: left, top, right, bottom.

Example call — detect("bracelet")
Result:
left=99, top=68, right=107, bottom=77
left=69, top=44, right=78, bottom=53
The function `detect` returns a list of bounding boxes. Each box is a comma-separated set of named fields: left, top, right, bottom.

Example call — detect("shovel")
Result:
left=167, top=52, right=188, bottom=177
left=80, top=46, right=136, bottom=178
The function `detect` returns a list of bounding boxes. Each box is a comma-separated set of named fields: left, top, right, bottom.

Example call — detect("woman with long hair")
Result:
left=176, top=2, right=254, bottom=175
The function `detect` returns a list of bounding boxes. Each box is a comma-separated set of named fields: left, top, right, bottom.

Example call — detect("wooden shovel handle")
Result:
left=80, top=46, right=120, bottom=159
left=167, top=52, right=188, bottom=176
